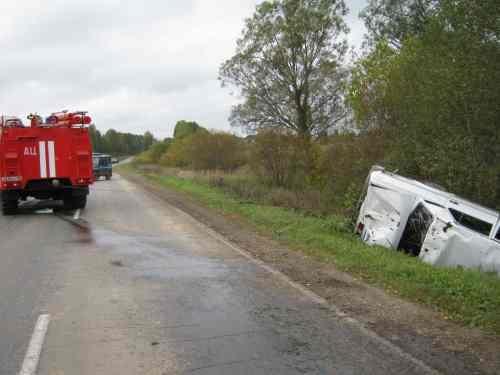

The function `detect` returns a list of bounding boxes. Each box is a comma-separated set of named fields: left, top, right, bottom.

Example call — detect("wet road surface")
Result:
left=0, top=175, right=436, bottom=374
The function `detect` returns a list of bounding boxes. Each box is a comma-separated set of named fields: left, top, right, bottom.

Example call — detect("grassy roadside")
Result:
left=118, top=163, right=500, bottom=335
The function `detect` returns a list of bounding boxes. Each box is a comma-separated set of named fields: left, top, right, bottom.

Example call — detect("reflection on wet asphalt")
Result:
left=13, top=175, right=433, bottom=375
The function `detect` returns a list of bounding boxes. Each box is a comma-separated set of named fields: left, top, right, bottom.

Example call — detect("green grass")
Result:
left=119, top=164, right=500, bottom=335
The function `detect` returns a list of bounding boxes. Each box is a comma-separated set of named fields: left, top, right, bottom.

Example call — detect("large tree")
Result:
left=220, top=0, right=349, bottom=137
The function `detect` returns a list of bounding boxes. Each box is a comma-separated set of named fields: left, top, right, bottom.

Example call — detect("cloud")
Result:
left=0, top=0, right=366, bottom=138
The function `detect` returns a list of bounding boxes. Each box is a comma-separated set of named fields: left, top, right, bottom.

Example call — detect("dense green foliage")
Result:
left=120, top=163, right=500, bottom=335
left=360, top=0, right=439, bottom=48
left=89, top=125, right=155, bottom=156
left=351, top=0, right=500, bottom=208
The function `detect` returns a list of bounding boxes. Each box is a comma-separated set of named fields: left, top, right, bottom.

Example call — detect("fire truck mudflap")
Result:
left=0, top=112, right=94, bottom=215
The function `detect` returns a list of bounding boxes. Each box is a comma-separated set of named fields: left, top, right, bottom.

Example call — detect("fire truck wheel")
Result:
left=2, top=199, right=18, bottom=215
left=73, top=195, right=87, bottom=209
left=63, top=195, right=87, bottom=210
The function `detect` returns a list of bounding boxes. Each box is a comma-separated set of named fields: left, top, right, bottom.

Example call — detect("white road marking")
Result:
left=73, top=209, right=81, bottom=221
left=18, top=314, right=50, bottom=375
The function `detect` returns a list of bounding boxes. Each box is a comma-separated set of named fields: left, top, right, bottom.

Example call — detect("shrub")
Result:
left=250, top=129, right=319, bottom=189
left=134, top=140, right=171, bottom=164
left=160, top=131, right=247, bottom=172
left=316, top=130, right=386, bottom=208
left=189, top=131, right=247, bottom=172
left=160, top=135, right=194, bottom=167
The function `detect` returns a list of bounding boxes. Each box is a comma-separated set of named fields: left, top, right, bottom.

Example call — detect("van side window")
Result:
left=496, top=228, right=500, bottom=241
left=449, top=208, right=493, bottom=236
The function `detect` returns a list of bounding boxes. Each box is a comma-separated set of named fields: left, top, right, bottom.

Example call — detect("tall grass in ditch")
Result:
left=190, top=170, right=352, bottom=218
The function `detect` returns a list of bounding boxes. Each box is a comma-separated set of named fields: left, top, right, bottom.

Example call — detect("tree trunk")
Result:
left=295, top=88, right=310, bottom=136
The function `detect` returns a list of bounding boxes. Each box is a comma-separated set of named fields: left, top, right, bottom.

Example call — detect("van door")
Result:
left=359, top=184, right=418, bottom=249
left=420, top=214, right=500, bottom=274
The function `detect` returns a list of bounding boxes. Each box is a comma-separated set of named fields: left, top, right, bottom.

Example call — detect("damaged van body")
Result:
left=355, top=166, right=500, bottom=275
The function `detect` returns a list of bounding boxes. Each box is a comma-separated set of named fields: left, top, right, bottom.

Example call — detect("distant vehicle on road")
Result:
left=0, top=111, right=93, bottom=215
left=93, top=153, right=113, bottom=180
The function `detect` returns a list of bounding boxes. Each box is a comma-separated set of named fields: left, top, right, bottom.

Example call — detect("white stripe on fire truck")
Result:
left=47, top=141, right=56, bottom=178
left=39, top=141, right=47, bottom=178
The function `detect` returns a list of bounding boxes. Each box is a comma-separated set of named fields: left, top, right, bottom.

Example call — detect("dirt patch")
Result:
left=119, top=170, right=500, bottom=375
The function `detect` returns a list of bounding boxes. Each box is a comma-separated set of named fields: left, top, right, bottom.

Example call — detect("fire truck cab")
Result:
left=0, top=111, right=94, bottom=215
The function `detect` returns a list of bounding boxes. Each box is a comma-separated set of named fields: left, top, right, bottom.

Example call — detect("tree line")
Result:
left=89, top=125, right=155, bottom=156
left=139, top=0, right=499, bottom=211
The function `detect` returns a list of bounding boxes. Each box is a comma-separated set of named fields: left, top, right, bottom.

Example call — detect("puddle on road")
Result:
left=58, top=210, right=229, bottom=281
left=73, top=228, right=229, bottom=281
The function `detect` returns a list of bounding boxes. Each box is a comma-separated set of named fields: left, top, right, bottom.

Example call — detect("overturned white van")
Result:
left=355, top=166, right=500, bottom=275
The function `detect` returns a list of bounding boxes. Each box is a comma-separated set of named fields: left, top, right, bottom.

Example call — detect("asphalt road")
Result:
left=0, top=174, right=436, bottom=375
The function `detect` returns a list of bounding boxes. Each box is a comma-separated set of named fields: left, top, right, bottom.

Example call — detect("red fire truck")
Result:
left=0, top=111, right=94, bottom=215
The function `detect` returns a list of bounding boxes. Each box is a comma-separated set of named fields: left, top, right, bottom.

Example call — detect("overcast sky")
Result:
left=0, top=1, right=367, bottom=139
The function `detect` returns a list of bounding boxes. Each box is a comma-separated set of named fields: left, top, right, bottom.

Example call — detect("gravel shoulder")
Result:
left=120, top=169, right=500, bottom=375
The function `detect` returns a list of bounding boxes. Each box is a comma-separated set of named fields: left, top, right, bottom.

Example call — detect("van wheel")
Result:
left=2, top=199, right=18, bottom=215
left=105, top=174, right=111, bottom=180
